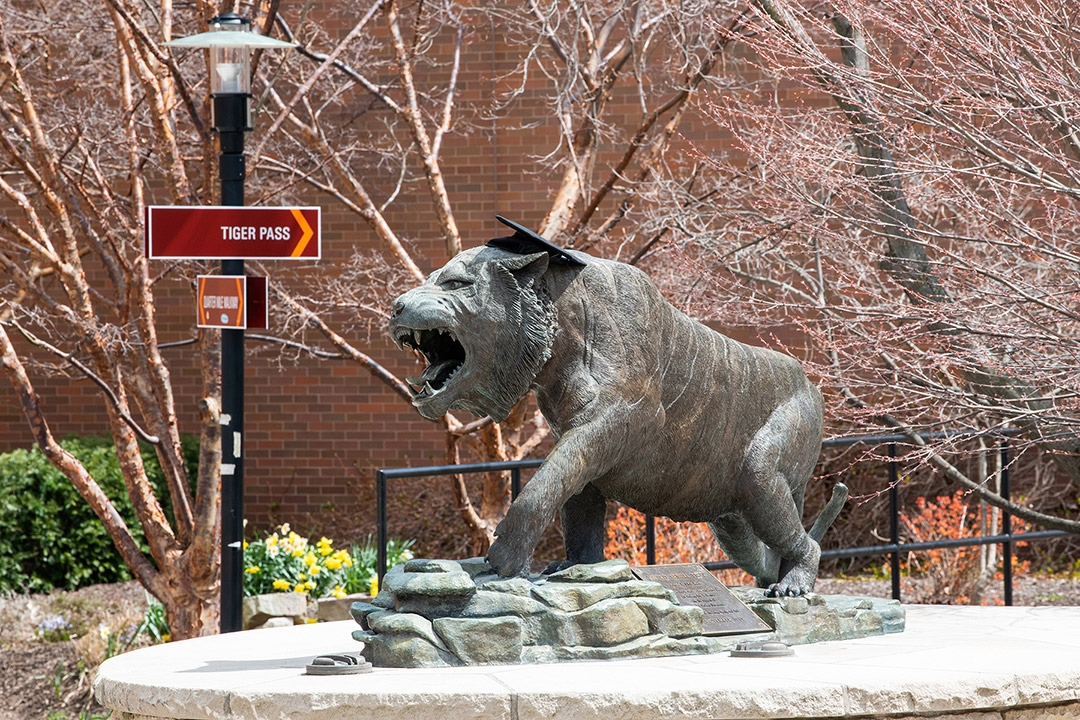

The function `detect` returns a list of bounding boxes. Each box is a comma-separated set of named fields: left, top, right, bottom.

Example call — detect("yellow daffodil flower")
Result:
left=245, top=566, right=260, bottom=574
left=331, top=585, right=346, bottom=599
left=273, top=579, right=291, bottom=590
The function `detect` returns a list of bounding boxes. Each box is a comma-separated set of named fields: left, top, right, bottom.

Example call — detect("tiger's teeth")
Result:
left=406, top=376, right=424, bottom=386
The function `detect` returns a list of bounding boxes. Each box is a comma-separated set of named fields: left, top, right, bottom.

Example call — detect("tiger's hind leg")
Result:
left=708, top=513, right=780, bottom=587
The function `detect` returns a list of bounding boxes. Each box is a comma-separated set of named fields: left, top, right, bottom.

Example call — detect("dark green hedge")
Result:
left=0, top=435, right=199, bottom=593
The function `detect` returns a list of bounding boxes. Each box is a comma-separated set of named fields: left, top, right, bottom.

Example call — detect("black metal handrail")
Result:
left=375, top=428, right=1071, bottom=604
left=376, top=459, right=542, bottom=580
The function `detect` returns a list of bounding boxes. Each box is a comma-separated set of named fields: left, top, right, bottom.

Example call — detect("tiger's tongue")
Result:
left=406, top=360, right=457, bottom=387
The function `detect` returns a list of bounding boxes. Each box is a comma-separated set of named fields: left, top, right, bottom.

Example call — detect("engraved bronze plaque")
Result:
left=632, top=564, right=771, bottom=636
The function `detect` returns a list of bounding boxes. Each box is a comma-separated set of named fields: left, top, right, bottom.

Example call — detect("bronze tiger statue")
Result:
left=389, top=217, right=845, bottom=596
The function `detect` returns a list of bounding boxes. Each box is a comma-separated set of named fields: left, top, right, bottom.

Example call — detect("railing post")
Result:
left=1001, top=441, right=1013, bottom=606
left=645, top=514, right=656, bottom=565
left=377, top=469, right=387, bottom=586
left=888, top=443, right=901, bottom=602
left=511, top=467, right=521, bottom=501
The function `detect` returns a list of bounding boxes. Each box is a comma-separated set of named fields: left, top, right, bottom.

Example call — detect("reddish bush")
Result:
left=604, top=505, right=754, bottom=586
left=901, top=491, right=1029, bottom=605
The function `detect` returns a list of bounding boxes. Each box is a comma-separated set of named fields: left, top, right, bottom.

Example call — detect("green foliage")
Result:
left=0, top=435, right=199, bottom=593
left=136, top=594, right=170, bottom=644
left=341, top=537, right=416, bottom=595
left=51, top=662, right=67, bottom=701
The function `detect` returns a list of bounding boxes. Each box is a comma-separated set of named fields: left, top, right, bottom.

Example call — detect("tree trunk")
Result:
left=160, top=550, right=220, bottom=640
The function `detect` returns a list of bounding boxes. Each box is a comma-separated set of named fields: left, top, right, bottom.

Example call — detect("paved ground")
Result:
left=3, top=575, right=1079, bottom=719
left=95, top=605, right=1080, bottom=720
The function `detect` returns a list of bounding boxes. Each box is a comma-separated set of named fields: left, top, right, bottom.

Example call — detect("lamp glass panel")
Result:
left=210, top=46, right=250, bottom=94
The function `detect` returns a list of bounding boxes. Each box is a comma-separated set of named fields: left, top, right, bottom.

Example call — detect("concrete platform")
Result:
left=94, top=605, right=1080, bottom=720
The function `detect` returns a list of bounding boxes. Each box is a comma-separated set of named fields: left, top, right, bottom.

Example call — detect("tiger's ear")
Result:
left=499, top=251, right=549, bottom=286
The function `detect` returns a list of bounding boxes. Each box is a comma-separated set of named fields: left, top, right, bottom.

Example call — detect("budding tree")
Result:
left=644, top=0, right=1080, bottom=536
left=0, top=0, right=301, bottom=638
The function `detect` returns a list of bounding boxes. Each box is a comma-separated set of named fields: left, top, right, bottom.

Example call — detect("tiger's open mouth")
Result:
left=392, top=326, right=467, bottom=401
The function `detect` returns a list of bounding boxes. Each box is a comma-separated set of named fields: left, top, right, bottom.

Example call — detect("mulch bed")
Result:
left=815, top=574, right=1080, bottom=606
left=0, top=580, right=147, bottom=720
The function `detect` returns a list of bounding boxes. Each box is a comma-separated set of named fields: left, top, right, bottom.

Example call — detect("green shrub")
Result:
left=342, top=537, right=416, bottom=594
left=0, top=435, right=198, bottom=593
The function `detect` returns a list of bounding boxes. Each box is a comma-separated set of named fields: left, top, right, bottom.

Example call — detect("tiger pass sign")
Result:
left=145, top=206, right=320, bottom=260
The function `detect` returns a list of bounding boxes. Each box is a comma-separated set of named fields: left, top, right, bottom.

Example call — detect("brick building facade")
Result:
left=0, top=5, right=747, bottom=549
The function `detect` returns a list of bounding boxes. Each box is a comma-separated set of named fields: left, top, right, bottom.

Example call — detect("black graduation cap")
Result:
left=487, top=216, right=587, bottom=266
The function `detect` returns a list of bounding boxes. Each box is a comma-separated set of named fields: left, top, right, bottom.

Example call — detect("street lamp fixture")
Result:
left=167, top=13, right=294, bottom=131
left=165, top=15, right=294, bottom=634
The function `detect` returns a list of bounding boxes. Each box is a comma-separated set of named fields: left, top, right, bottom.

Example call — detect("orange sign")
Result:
left=197, top=276, right=267, bottom=329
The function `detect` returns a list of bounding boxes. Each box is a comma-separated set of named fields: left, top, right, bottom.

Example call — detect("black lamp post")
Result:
left=166, top=15, right=294, bottom=634
left=213, top=13, right=250, bottom=637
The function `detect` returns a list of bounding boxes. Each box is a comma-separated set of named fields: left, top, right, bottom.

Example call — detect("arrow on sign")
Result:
left=290, top=208, right=314, bottom=258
